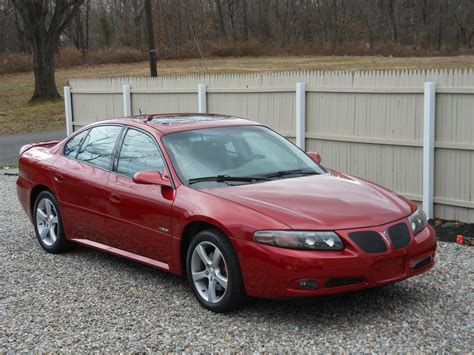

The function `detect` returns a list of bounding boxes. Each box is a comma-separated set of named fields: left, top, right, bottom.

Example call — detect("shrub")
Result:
left=87, top=48, right=147, bottom=64
left=0, top=41, right=469, bottom=76
left=0, top=47, right=148, bottom=75
left=0, top=52, right=32, bottom=74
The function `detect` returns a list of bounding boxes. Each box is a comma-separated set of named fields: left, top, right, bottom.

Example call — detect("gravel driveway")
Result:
left=1, top=175, right=473, bottom=352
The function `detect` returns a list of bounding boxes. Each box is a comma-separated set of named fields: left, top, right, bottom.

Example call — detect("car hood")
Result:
left=203, top=172, right=414, bottom=230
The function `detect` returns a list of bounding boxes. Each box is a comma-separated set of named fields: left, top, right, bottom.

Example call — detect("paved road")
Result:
left=0, top=129, right=66, bottom=165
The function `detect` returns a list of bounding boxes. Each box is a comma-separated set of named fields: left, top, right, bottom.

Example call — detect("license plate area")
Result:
left=374, top=257, right=405, bottom=283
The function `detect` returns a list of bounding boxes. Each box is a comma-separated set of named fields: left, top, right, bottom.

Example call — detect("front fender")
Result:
left=169, top=185, right=289, bottom=274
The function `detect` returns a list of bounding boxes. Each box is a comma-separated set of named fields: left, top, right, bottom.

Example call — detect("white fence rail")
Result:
left=66, top=69, right=474, bottom=222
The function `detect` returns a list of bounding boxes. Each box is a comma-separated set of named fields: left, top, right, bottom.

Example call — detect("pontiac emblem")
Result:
left=380, top=231, right=390, bottom=245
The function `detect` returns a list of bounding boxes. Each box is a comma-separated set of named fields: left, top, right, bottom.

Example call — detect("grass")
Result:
left=1, top=55, right=473, bottom=135
left=2, top=163, right=18, bottom=169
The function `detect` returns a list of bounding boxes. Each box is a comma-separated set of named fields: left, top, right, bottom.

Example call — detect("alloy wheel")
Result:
left=35, top=198, right=59, bottom=247
left=190, top=241, right=229, bottom=303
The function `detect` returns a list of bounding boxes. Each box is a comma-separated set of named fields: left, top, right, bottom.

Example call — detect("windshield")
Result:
left=162, top=125, right=326, bottom=188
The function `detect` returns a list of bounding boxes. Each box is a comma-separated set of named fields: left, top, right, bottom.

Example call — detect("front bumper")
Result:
left=235, top=221, right=436, bottom=298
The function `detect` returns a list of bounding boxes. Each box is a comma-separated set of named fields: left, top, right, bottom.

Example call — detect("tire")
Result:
left=186, top=228, right=247, bottom=313
left=33, top=190, right=72, bottom=253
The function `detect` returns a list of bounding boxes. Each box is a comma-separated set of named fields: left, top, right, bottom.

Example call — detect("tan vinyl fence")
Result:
left=66, top=69, right=474, bottom=223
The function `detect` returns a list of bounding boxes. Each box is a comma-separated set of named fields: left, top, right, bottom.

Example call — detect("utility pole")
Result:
left=144, top=0, right=157, bottom=77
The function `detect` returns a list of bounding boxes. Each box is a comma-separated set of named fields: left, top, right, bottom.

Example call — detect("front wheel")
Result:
left=186, top=229, right=247, bottom=313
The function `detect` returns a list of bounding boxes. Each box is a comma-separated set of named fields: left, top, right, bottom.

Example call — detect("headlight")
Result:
left=253, top=230, right=344, bottom=251
left=408, top=208, right=428, bottom=235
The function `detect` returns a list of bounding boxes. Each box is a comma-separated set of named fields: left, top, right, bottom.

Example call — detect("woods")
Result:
left=2, top=0, right=473, bottom=57
left=1, top=0, right=473, bottom=100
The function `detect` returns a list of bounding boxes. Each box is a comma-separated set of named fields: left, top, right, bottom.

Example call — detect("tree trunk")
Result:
left=85, top=0, right=90, bottom=52
left=387, top=0, right=398, bottom=43
left=134, top=6, right=144, bottom=49
left=241, top=0, right=249, bottom=41
left=32, top=37, right=60, bottom=100
left=144, top=0, right=157, bottom=77
left=226, top=0, right=238, bottom=41
left=13, top=9, right=30, bottom=53
left=215, top=0, right=227, bottom=39
left=72, top=9, right=86, bottom=57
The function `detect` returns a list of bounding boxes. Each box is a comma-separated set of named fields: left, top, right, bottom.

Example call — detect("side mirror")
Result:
left=132, top=171, right=172, bottom=187
left=306, top=151, right=322, bottom=164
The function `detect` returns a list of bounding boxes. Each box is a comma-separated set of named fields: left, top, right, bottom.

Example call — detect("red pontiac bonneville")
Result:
left=17, top=114, right=436, bottom=312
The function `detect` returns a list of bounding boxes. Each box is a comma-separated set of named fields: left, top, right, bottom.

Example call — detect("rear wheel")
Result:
left=186, top=229, right=247, bottom=313
left=33, top=190, right=72, bottom=253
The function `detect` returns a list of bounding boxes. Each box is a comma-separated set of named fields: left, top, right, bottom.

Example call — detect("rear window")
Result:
left=64, top=130, right=89, bottom=158
left=75, top=125, right=122, bottom=170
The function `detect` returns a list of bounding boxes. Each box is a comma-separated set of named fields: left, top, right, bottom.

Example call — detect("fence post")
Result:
left=423, top=82, right=436, bottom=219
left=123, top=84, right=131, bottom=116
left=198, top=84, right=207, bottom=113
left=64, top=86, right=73, bottom=135
left=296, top=82, right=306, bottom=150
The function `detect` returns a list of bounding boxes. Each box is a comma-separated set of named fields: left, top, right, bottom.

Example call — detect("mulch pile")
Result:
left=430, top=219, right=474, bottom=245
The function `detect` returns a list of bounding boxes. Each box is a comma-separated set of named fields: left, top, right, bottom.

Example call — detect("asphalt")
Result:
left=0, top=129, right=66, bottom=165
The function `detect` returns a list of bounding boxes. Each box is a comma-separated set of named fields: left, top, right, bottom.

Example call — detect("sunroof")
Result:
left=148, top=115, right=237, bottom=125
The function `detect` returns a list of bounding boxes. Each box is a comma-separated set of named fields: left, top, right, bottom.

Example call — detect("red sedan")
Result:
left=17, top=114, right=436, bottom=312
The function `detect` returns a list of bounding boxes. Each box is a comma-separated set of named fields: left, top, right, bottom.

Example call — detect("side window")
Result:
left=76, top=125, right=122, bottom=170
left=117, top=129, right=164, bottom=178
left=64, top=130, right=89, bottom=158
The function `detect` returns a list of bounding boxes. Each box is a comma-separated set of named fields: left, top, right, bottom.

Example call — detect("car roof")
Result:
left=103, top=113, right=261, bottom=135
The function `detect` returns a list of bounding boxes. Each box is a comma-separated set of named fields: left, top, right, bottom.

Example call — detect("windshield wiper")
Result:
left=264, top=169, right=319, bottom=179
left=188, top=175, right=270, bottom=185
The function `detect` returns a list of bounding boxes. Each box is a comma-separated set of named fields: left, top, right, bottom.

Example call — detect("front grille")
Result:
left=325, top=277, right=364, bottom=288
left=388, top=223, right=411, bottom=249
left=348, top=231, right=388, bottom=253
left=414, top=256, right=432, bottom=270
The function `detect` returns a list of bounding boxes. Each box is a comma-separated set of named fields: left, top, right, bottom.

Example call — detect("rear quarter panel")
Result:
left=17, top=145, right=59, bottom=221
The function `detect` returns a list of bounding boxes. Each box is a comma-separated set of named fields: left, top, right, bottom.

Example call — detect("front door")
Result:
left=105, top=128, right=174, bottom=264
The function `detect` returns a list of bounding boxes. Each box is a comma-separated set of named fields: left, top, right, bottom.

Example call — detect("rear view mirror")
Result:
left=306, top=151, right=322, bottom=164
left=133, top=171, right=172, bottom=187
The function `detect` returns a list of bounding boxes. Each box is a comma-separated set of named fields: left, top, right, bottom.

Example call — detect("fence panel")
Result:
left=68, top=69, right=474, bottom=222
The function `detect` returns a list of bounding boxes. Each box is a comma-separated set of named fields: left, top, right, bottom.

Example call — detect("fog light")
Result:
left=298, top=279, right=318, bottom=290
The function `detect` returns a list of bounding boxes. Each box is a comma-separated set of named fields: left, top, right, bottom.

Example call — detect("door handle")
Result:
left=53, top=173, right=64, bottom=182
left=109, top=193, right=121, bottom=203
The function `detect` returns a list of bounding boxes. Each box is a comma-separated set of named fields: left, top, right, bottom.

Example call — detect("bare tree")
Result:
left=65, top=6, right=86, bottom=57
left=12, top=0, right=85, bottom=100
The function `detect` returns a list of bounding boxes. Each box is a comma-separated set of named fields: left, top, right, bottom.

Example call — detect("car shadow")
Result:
left=233, top=281, right=435, bottom=328
left=65, top=243, right=189, bottom=284
left=65, top=244, right=435, bottom=325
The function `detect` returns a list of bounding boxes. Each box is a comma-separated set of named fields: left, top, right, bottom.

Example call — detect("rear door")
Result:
left=52, top=125, right=123, bottom=244
left=105, top=128, right=174, bottom=264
